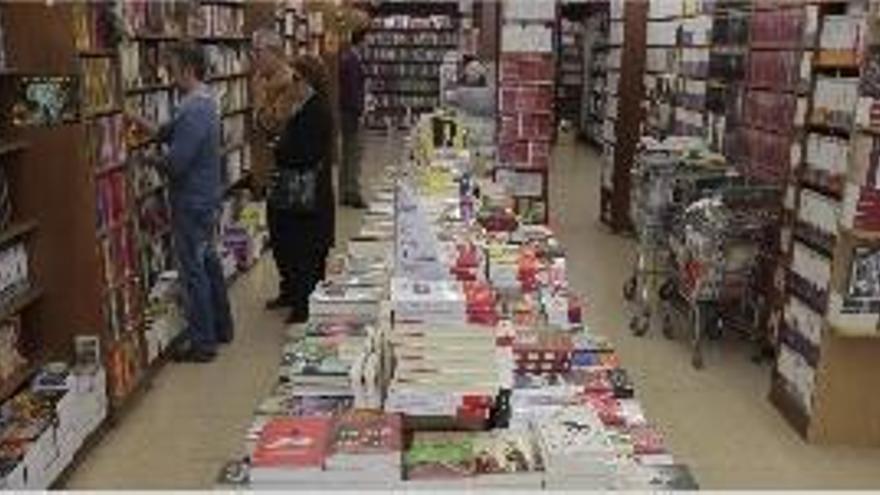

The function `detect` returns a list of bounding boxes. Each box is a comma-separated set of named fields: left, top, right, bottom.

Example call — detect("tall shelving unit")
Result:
left=582, top=3, right=610, bottom=146
left=75, top=1, right=148, bottom=405
left=362, top=1, right=459, bottom=130
left=557, top=3, right=585, bottom=128
left=770, top=0, right=880, bottom=446
left=0, top=3, right=45, bottom=405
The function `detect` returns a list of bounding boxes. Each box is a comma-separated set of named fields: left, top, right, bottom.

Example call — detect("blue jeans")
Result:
left=171, top=206, right=233, bottom=353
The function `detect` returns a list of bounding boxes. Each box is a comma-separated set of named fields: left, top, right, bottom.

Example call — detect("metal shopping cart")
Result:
left=623, top=137, right=731, bottom=339
left=658, top=185, right=780, bottom=368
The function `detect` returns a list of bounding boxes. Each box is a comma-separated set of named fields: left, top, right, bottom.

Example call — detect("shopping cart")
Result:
left=623, top=138, right=731, bottom=339
left=658, top=185, right=779, bottom=368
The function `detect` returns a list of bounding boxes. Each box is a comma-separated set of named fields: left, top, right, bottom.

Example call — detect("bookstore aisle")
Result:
left=59, top=134, right=880, bottom=490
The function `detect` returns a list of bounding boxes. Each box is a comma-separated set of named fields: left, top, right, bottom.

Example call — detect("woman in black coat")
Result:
left=270, top=56, right=336, bottom=324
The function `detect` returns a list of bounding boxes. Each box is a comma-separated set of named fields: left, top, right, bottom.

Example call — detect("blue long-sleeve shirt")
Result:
left=158, top=84, right=222, bottom=212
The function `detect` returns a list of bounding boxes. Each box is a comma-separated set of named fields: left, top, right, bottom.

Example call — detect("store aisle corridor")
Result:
left=64, top=135, right=880, bottom=489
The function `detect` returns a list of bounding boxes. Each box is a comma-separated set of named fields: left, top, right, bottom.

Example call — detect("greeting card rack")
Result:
left=768, top=0, right=880, bottom=446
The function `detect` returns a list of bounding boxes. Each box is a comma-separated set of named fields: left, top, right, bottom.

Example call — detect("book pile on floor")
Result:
left=222, top=112, right=698, bottom=490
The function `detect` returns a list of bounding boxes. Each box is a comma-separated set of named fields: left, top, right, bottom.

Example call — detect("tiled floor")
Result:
left=65, top=134, right=880, bottom=489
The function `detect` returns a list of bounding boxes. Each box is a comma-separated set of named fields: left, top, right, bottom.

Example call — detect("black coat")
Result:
left=273, top=93, right=336, bottom=255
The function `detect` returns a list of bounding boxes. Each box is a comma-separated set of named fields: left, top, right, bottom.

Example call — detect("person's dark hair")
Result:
left=169, top=41, right=208, bottom=80
left=292, top=54, right=330, bottom=99
left=350, top=29, right=367, bottom=46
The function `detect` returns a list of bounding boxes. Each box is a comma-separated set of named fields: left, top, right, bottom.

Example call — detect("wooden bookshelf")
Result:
left=362, top=2, right=459, bottom=130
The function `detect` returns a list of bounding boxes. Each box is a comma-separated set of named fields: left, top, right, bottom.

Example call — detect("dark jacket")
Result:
left=339, top=47, right=365, bottom=117
left=273, top=92, right=336, bottom=253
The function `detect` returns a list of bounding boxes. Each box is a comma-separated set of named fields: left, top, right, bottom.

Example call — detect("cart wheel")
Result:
left=708, top=315, right=724, bottom=340
left=662, top=315, right=674, bottom=339
left=623, top=277, right=637, bottom=301
left=692, top=351, right=704, bottom=369
left=659, top=281, right=675, bottom=301
left=631, top=315, right=648, bottom=337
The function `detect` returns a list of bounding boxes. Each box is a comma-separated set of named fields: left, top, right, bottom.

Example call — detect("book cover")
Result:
left=328, top=410, right=403, bottom=456
left=404, top=432, right=476, bottom=480
left=471, top=430, right=545, bottom=476
left=251, top=417, right=332, bottom=470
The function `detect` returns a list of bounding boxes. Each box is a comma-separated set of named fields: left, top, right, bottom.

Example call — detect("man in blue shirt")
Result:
left=128, top=43, right=233, bottom=363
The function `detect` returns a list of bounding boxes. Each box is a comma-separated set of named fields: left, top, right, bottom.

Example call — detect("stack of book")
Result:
left=385, top=323, right=499, bottom=421
left=279, top=319, right=383, bottom=409
left=391, top=278, right=466, bottom=324
left=308, top=282, right=384, bottom=321
left=323, top=410, right=403, bottom=488
left=403, top=429, right=546, bottom=489
left=249, top=412, right=404, bottom=489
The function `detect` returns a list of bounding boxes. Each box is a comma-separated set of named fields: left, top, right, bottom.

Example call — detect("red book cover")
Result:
left=252, top=417, right=332, bottom=469
left=329, top=410, right=403, bottom=456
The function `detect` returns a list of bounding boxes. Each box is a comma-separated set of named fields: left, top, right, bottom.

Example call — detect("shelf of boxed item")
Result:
left=125, top=81, right=176, bottom=95
left=0, top=285, right=45, bottom=322
left=0, top=139, right=29, bottom=157
left=799, top=174, right=843, bottom=201
left=223, top=106, right=252, bottom=118
left=131, top=33, right=181, bottom=42
left=196, top=35, right=250, bottom=44
left=369, top=88, right=439, bottom=96
left=792, top=225, right=835, bottom=259
left=198, top=0, right=246, bottom=6
left=366, top=59, right=444, bottom=65
left=85, top=107, right=123, bottom=120
left=0, top=360, right=43, bottom=405
left=371, top=27, right=457, bottom=34
left=208, top=71, right=251, bottom=82
left=0, top=220, right=38, bottom=249
left=806, top=121, right=852, bottom=139
left=368, top=43, right=458, bottom=50
left=78, top=49, right=117, bottom=59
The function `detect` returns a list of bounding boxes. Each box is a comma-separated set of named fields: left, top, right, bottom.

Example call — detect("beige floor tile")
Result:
left=63, top=135, right=880, bottom=489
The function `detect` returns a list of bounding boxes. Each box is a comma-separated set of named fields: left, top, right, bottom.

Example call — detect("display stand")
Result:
left=770, top=0, right=880, bottom=446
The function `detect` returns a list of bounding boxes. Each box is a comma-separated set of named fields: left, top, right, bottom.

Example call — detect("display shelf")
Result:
left=0, top=219, right=38, bottom=248
left=0, top=360, right=42, bottom=405
left=196, top=36, right=250, bottom=44
left=0, top=285, right=44, bottom=322
left=0, top=139, right=29, bottom=157
left=125, top=82, right=175, bottom=95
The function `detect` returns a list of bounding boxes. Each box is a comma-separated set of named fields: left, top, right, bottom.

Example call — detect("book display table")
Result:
left=219, top=112, right=698, bottom=490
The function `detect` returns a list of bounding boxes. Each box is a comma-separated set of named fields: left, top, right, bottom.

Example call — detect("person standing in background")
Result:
left=127, top=42, right=233, bottom=363
left=251, top=29, right=336, bottom=323
left=338, top=28, right=368, bottom=209
left=252, top=29, right=301, bottom=311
